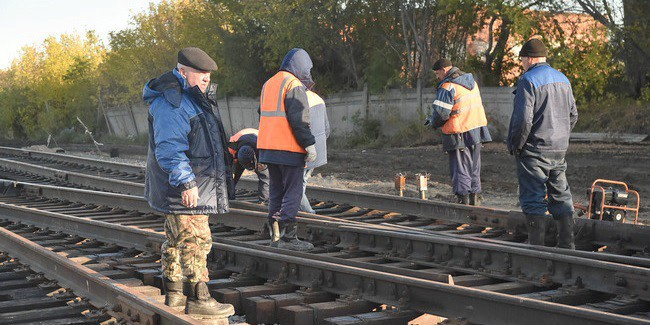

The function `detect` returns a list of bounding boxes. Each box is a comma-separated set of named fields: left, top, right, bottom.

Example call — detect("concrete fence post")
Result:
left=128, top=104, right=140, bottom=136
left=362, top=83, right=369, bottom=119
left=417, top=78, right=423, bottom=115
left=225, top=94, right=234, bottom=135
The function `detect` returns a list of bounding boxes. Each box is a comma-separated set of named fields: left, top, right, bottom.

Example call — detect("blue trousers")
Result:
left=267, top=164, right=304, bottom=222
left=448, top=144, right=481, bottom=195
left=516, top=149, right=574, bottom=217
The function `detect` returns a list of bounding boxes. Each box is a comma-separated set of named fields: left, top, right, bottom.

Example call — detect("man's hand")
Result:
left=305, top=145, right=317, bottom=162
left=181, top=187, right=200, bottom=208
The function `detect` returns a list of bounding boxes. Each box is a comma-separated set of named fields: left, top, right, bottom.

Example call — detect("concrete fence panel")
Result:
left=106, top=86, right=515, bottom=141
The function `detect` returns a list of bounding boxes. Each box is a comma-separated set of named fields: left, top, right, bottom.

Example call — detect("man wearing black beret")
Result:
left=425, top=58, right=492, bottom=206
left=143, top=47, right=234, bottom=318
left=508, top=38, right=578, bottom=249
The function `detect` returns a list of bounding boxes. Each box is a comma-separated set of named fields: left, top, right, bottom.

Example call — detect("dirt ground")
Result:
left=40, top=141, right=648, bottom=223
left=309, top=142, right=650, bottom=223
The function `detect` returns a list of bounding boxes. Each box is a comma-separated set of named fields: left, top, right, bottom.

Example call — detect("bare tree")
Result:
left=576, top=0, right=649, bottom=96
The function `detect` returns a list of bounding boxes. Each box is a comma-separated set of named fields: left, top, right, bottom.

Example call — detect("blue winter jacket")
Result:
left=143, top=68, right=232, bottom=214
left=507, top=62, right=578, bottom=155
left=427, top=67, right=492, bottom=152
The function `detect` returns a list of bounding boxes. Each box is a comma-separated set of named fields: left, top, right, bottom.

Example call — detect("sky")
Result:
left=0, top=0, right=162, bottom=70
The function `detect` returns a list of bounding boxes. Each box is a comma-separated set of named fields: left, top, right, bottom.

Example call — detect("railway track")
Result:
left=1, top=146, right=649, bottom=323
left=0, top=220, right=200, bottom=324
left=0, top=250, right=114, bottom=324
left=0, top=181, right=649, bottom=324
left=0, top=146, right=648, bottom=256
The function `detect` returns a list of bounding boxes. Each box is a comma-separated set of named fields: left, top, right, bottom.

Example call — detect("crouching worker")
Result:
left=258, top=48, right=317, bottom=251
left=228, top=128, right=270, bottom=203
left=143, top=47, right=234, bottom=317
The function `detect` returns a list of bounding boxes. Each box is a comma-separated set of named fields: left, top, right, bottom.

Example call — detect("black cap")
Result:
left=432, top=58, right=453, bottom=71
left=237, top=145, right=256, bottom=170
left=177, top=47, right=218, bottom=72
left=519, top=38, right=548, bottom=57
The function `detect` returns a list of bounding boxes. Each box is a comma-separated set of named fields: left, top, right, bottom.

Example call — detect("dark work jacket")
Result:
left=259, top=48, right=316, bottom=167
left=508, top=62, right=578, bottom=155
left=143, top=69, right=233, bottom=215
left=230, top=133, right=258, bottom=186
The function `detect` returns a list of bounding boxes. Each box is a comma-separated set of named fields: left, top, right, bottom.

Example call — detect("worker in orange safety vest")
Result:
left=425, top=58, right=492, bottom=206
left=257, top=48, right=316, bottom=252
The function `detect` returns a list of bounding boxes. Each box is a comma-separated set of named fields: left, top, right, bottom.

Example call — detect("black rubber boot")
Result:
left=556, top=214, right=576, bottom=250
left=456, top=194, right=470, bottom=205
left=277, top=220, right=314, bottom=251
left=469, top=193, right=481, bottom=206
left=185, top=282, right=235, bottom=318
left=526, top=214, right=547, bottom=246
left=163, top=279, right=185, bottom=307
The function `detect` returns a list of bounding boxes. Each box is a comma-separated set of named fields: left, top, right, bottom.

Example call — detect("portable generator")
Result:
left=575, top=179, right=640, bottom=224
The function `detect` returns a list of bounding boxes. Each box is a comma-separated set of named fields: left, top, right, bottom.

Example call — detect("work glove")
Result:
left=305, top=145, right=317, bottom=162
left=423, top=117, right=437, bottom=129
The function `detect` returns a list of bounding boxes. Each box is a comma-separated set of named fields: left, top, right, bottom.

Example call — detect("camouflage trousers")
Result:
left=161, top=214, right=212, bottom=283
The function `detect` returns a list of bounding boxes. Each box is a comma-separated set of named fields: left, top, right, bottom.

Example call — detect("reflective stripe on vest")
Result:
left=228, top=128, right=258, bottom=158
left=441, top=81, right=488, bottom=135
left=257, top=71, right=306, bottom=153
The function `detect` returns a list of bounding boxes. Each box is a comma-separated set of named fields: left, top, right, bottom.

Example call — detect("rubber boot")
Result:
left=526, top=214, right=547, bottom=246
left=268, top=214, right=281, bottom=248
left=185, top=282, right=235, bottom=318
left=277, top=220, right=314, bottom=251
left=556, top=214, right=576, bottom=250
left=163, top=279, right=185, bottom=307
left=456, top=194, right=470, bottom=205
left=469, top=193, right=480, bottom=206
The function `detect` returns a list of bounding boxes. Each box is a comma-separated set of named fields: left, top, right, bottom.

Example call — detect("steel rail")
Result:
left=0, top=199, right=644, bottom=324
left=2, top=178, right=648, bottom=268
left=0, top=225, right=196, bottom=324
left=0, top=158, right=144, bottom=195
left=0, top=145, right=144, bottom=176
left=376, top=222, right=650, bottom=268
left=239, top=178, right=650, bottom=254
left=1, top=146, right=649, bottom=255
left=1, top=180, right=649, bottom=302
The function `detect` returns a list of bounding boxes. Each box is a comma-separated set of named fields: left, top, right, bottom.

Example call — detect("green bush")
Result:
left=574, top=96, right=650, bottom=134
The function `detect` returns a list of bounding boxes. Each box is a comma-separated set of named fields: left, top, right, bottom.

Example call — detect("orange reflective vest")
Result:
left=228, top=128, right=258, bottom=158
left=257, top=71, right=306, bottom=153
left=439, top=82, right=488, bottom=135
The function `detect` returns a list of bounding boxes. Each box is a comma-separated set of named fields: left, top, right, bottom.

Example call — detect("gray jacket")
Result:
left=508, top=62, right=578, bottom=155
left=306, top=90, right=330, bottom=169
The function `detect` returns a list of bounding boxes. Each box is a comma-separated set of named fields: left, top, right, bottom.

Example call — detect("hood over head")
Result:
left=441, top=67, right=476, bottom=91
left=280, top=48, right=314, bottom=89
left=143, top=69, right=188, bottom=108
